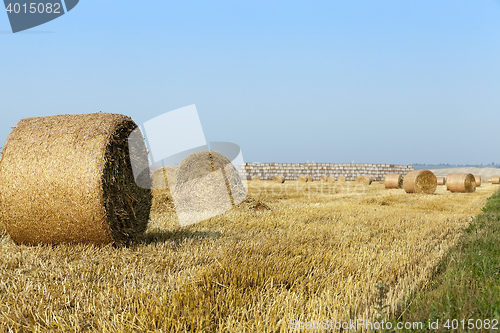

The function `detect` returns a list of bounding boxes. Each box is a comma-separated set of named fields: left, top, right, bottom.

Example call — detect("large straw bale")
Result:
left=492, top=176, right=500, bottom=184
left=384, top=173, right=403, bottom=189
left=0, top=113, right=152, bottom=245
left=273, top=175, right=285, bottom=183
left=355, top=175, right=372, bottom=186
left=474, top=175, right=481, bottom=187
left=446, top=173, right=476, bottom=193
left=437, top=177, right=446, bottom=186
left=403, top=170, right=437, bottom=194
left=298, top=175, right=308, bottom=182
left=337, top=176, right=346, bottom=183
left=173, top=151, right=247, bottom=225
left=327, top=176, right=336, bottom=183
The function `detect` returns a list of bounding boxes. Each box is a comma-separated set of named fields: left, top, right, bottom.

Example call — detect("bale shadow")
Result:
left=139, top=229, right=226, bottom=245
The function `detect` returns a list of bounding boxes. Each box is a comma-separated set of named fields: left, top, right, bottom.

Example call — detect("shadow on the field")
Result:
left=139, top=229, right=226, bottom=245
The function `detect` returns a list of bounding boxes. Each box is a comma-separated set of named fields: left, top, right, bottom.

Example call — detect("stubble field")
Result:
left=0, top=179, right=497, bottom=332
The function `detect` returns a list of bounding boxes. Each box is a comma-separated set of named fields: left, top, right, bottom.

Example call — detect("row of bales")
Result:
left=241, top=162, right=413, bottom=181
left=384, top=170, right=500, bottom=194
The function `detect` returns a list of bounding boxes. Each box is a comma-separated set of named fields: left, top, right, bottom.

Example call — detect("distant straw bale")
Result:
left=436, top=177, right=446, bottom=186
left=273, top=175, right=285, bottom=183
left=446, top=173, right=476, bottom=193
left=337, top=176, right=346, bottom=183
left=355, top=175, right=372, bottom=186
left=474, top=175, right=481, bottom=187
left=0, top=113, right=152, bottom=245
left=492, top=176, right=500, bottom=184
left=384, top=173, right=403, bottom=189
left=403, top=170, right=437, bottom=194
left=173, top=151, right=247, bottom=225
left=320, top=175, right=327, bottom=182
left=327, top=176, right=336, bottom=183
left=150, top=167, right=177, bottom=225
left=251, top=175, right=260, bottom=181
left=298, top=175, right=308, bottom=182
left=307, top=176, right=313, bottom=182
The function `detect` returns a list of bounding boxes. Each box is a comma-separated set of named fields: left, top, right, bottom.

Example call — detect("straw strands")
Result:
left=0, top=113, right=152, bottom=245
left=384, top=173, right=403, bottom=189
left=446, top=173, right=476, bottom=193
left=403, top=170, right=437, bottom=194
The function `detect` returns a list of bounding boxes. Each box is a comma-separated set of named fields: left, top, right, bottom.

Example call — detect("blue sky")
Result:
left=1, top=0, right=500, bottom=165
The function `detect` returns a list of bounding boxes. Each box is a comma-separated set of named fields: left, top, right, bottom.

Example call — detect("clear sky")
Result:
left=1, top=0, right=499, bottom=165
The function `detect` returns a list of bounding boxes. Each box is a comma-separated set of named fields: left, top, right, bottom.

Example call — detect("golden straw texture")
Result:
left=492, top=176, right=500, bottom=184
left=0, top=113, right=152, bottom=245
left=384, top=173, right=403, bottom=189
left=150, top=167, right=177, bottom=226
left=446, top=173, right=476, bottom=193
left=320, top=175, right=327, bottom=182
left=307, top=176, right=313, bottom=182
left=437, top=177, right=446, bottom=186
left=327, top=176, right=336, bottom=183
left=337, top=176, right=346, bottom=183
left=403, top=170, right=437, bottom=194
left=251, top=175, right=260, bottom=181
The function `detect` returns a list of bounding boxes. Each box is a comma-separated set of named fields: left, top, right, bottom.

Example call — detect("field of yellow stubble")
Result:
left=0, top=180, right=497, bottom=331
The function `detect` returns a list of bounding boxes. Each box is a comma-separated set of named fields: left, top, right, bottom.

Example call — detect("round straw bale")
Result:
left=355, top=175, right=372, bottom=186
left=492, top=176, right=500, bottom=184
left=307, top=176, right=313, bottom=182
left=384, top=173, right=403, bottom=189
left=150, top=167, right=177, bottom=226
left=151, top=167, right=176, bottom=194
left=327, top=176, right=336, bottom=183
left=273, top=175, right=285, bottom=183
left=173, top=151, right=247, bottom=225
left=298, top=175, right=308, bottom=182
left=403, top=170, right=437, bottom=194
left=474, top=175, right=481, bottom=187
left=436, top=177, right=446, bottom=186
left=337, top=176, right=346, bottom=183
left=0, top=113, right=152, bottom=245
left=320, top=175, right=327, bottom=182
left=251, top=175, right=260, bottom=181
left=446, top=173, right=476, bottom=193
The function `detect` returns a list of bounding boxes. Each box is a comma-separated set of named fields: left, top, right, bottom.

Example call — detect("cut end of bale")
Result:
left=403, top=170, right=437, bottom=194
left=384, top=173, right=403, bottom=189
left=474, top=175, right=481, bottom=187
left=0, top=113, right=152, bottom=245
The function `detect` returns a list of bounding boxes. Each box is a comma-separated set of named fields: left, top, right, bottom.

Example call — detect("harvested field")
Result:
left=0, top=179, right=497, bottom=331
